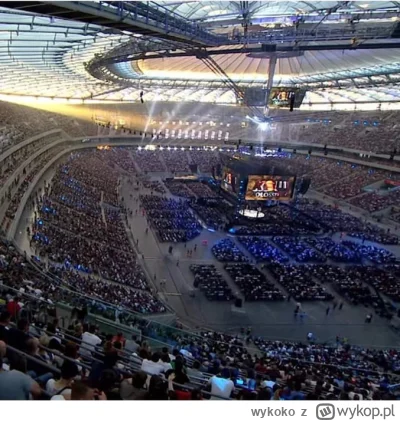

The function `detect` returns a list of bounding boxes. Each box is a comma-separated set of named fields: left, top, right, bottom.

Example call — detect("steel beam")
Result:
left=0, top=1, right=222, bottom=46
left=94, top=41, right=400, bottom=66
left=264, top=53, right=277, bottom=115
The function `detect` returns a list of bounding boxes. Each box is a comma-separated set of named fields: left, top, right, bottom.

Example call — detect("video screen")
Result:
left=268, top=88, right=305, bottom=108
left=221, top=167, right=237, bottom=193
left=245, top=175, right=295, bottom=201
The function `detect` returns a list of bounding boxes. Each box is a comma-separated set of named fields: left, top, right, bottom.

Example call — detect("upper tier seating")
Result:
left=0, top=100, right=97, bottom=153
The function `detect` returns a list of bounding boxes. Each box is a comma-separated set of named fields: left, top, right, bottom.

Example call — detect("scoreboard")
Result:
left=242, top=87, right=306, bottom=108
left=245, top=175, right=295, bottom=201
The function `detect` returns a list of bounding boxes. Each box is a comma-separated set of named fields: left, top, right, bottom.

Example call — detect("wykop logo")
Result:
left=316, top=404, right=335, bottom=420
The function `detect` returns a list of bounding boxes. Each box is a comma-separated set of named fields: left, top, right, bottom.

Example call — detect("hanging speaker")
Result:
left=261, top=44, right=277, bottom=53
left=235, top=298, right=243, bottom=308
left=289, top=94, right=295, bottom=112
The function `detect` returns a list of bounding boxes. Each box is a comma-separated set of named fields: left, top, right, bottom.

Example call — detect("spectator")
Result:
left=0, top=355, right=42, bottom=400
left=186, top=360, right=204, bottom=380
left=25, top=338, right=54, bottom=384
left=80, top=325, right=101, bottom=358
left=120, top=371, right=148, bottom=400
left=70, top=380, right=106, bottom=400
left=124, top=335, right=139, bottom=354
left=7, top=318, right=30, bottom=352
left=6, top=296, right=21, bottom=320
left=46, top=360, right=79, bottom=399
left=141, top=352, right=165, bottom=375
left=208, top=369, right=235, bottom=400
left=0, top=311, right=10, bottom=342
left=146, top=375, right=169, bottom=400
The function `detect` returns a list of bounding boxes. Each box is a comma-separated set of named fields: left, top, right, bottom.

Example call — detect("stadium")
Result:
left=2, top=0, right=400, bottom=402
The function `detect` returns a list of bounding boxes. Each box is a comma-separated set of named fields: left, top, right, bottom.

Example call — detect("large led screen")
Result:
left=245, top=175, right=295, bottom=201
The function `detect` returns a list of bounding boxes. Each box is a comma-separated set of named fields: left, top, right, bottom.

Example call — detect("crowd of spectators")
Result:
left=190, top=199, right=227, bottom=231
left=389, top=207, right=400, bottom=224
left=296, top=112, right=400, bottom=153
left=162, top=150, right=190, bottom=173
left=3, top=147, right=65, bottom=225
left=101, top=147, right=137, bottom=174
left=355, top=265, right=400, bottom=303
left=141, top=179, right=166, bottom=194
left=3, top=105, right=400, bottom=400
left=0, top=132, right=62, bottom=190
left=190, top=264, right=233, bottom=301
left=238, top=237, right=288, bottom=264
left=308, top=161, right=363, bottom=192
left=310, top=265, right=392, bottom=316
left=349, top=190, right=400, bottom=213
left=341, top=241, right=398, bottom=265
left=164, top=180, right=218, bottom=200
left=1, top=235, right=400, bottom=400
left=268, top=264, right=334, bottom=302
left=293, top=199, right=398, bottom=244
left=211, top=239, right=248, bottom=262
left=224, top=263, right=284, bottom=302
left=305, top=238, right=361, bottom=263
left=232, top=205, right=321, bottom=237
left=0, top=101, right=97, bottom=154
left=49, top=265, right=165, bottom=314
left=272, top=237, right=327, bottom=263
left=189, top=150, right=220, bottom=173
left=31, top=151, right=159, bottom=300
left=186, top=182, right=218, bottom=199
left=131, top=150, right=167, bottom=172
left=321, top=169, right=390, bottom=200
left=164, top=180, right=194, bottom=198
left=140, top=195, right=202, bottom=242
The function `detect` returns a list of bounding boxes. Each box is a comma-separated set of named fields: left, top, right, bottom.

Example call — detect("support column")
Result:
left=264, top=53, right=277, bottom=116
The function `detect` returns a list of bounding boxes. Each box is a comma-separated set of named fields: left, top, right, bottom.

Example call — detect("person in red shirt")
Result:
left=173, top=388, right=203, bottom=400
left=7, top=296, right=21, bottom=320
left=255, top=358, right=267, bottom=374
left=112, top=332, right=126, bottom=348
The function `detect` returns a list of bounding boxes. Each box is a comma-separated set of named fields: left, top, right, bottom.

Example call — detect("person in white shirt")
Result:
left=208, top=371, right=234, bottom=400
left=80, top=325, right=101, bottom=357
left=179, top=348, right=193, bottom=358
left=140, top=352, right=165, bottom=376
left=125, top=335, right=139, bottom=353
left=159, top=353, right=173, bottom=372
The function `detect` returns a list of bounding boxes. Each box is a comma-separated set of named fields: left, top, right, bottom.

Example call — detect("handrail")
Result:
left=6, top=343, right=61, bottom=376
left=4, top=283, right=399, bottom=379
left=0, top=129, right=64, bottom=163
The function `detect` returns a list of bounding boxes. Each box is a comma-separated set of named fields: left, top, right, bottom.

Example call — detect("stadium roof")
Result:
left=157, top=1, right=400, bottom=22
left=0, top=1, right=400, bottom=109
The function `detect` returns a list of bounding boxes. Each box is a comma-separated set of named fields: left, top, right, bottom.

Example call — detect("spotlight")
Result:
left=258, top=122, right=269, bottom=131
